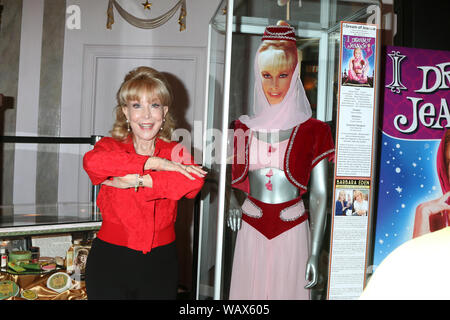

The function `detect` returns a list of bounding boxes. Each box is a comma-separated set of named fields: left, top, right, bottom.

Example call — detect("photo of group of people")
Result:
left=335, top=189, right=369, bottom=216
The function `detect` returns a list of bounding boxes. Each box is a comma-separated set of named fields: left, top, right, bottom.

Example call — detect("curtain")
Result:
left=107, top=0, right=186, bottom=31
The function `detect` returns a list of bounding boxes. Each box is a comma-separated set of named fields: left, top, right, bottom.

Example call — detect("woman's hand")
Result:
left=145, top=157, right=207, bottom=180
left=101, top=174, right=137, bottom=189
left=101, top=158, right=207, bottom=189
left=413, top=191, right=450, bottom=238
left=340, top=201, right=348, bottom=211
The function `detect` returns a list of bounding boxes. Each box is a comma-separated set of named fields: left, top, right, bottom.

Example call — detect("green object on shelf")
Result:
left=7, top=262, right=25, bottom=273
left=18, top=262, right=41, bottom=271
left=9, top=250, right=31, bottom=262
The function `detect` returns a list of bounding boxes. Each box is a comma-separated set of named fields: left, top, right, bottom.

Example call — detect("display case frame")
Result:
left=196, top=0, right=382, bottom=300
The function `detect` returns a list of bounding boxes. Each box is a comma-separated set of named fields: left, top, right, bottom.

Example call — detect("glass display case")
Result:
left=0, top=136, right=101, bottom=299
left=196, top=0, right=381, bottom=300
left=0, top=136, right=101, bottom=240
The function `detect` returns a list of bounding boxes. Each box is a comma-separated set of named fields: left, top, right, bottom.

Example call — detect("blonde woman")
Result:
left=83, top=66, right=206, bottom=299
left=335, top=190, right=350, bottom=216
left=348, top=47, right=368, bottom=84
left=353, top=191, right=368, bottom=216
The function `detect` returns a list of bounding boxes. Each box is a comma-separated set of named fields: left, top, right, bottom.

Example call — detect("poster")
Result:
left=327, top=22, right=379, bottom=300
left=372, top=46, right=450, bottom=269
left=336, top=24, right=377, bottom=178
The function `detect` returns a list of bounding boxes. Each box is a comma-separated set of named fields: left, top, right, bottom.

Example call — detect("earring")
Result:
left=126, top=119, right=131, bottom=132
left=160, top=118, right=165, bottom=131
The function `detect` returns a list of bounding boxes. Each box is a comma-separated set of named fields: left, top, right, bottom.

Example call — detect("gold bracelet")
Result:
left=134, top=174, right=144, bottom=192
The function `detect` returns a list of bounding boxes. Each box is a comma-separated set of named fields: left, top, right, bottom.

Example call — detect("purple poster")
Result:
left=373, top=46, right=450, bottom=268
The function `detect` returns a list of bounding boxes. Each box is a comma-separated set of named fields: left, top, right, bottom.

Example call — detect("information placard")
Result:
left=327, top=22, right=379, bottom=300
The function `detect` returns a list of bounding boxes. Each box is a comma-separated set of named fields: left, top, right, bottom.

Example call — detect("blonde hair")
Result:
left=258, top=40, right=298, bottom=71
left=110, top=66, right=175, bottom=141
left=354, top=190, right=364, bottom=201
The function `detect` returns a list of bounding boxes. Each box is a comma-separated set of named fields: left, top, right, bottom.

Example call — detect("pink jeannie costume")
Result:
left=348, top=54, right=368, bottom=83
left=229, top=25, right=334, bottom=300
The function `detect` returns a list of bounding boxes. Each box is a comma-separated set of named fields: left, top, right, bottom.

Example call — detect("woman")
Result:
left=352, top=190, right=368, bottom=216
left=227, top=22, right=335, bottom=299
left=83, top=66, right=206, bottom=299
left=335, top=190, right=350, bottom=216
left=413, top=129, right=450, bottom=238
left=348, top=47, right=368, bottom=84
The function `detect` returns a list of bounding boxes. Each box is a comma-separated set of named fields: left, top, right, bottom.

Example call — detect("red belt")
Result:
left=241, top=196, right=308, bottom=240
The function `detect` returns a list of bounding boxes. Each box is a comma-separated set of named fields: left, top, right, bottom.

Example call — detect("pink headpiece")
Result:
left=261, top=25, right=297, bottom=43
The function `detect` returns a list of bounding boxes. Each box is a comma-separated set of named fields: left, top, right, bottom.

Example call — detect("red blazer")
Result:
left=83, top=136, right=204, bottom=253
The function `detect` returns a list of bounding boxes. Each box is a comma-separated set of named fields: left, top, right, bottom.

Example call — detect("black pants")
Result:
left=85, top=238, right=178, bottom=300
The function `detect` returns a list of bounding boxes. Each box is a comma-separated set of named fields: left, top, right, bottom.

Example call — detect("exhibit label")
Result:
left=327, top=21, right=379, bottom=300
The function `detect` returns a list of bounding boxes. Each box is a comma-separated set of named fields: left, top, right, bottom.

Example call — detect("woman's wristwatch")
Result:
left=135, top=174, right=144, bottom=192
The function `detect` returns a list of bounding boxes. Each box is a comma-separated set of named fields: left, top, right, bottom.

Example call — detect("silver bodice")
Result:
left=253, top=128, right=293, bottom=144
left=248, top=167, right=299, bottom=204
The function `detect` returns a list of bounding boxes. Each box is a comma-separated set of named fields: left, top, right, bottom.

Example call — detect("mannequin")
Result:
left=227, top=22, right=334, bottom=299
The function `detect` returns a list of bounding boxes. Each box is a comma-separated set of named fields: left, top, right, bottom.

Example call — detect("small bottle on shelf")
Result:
left=0, top=248, right=8, bottom=271
left=66, top=240, right=80, bottom=275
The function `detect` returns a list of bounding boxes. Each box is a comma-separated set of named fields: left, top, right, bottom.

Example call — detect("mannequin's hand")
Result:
left=227, top=208, right=242, bottom=232
left=304, top=254, right=319, bottom=289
